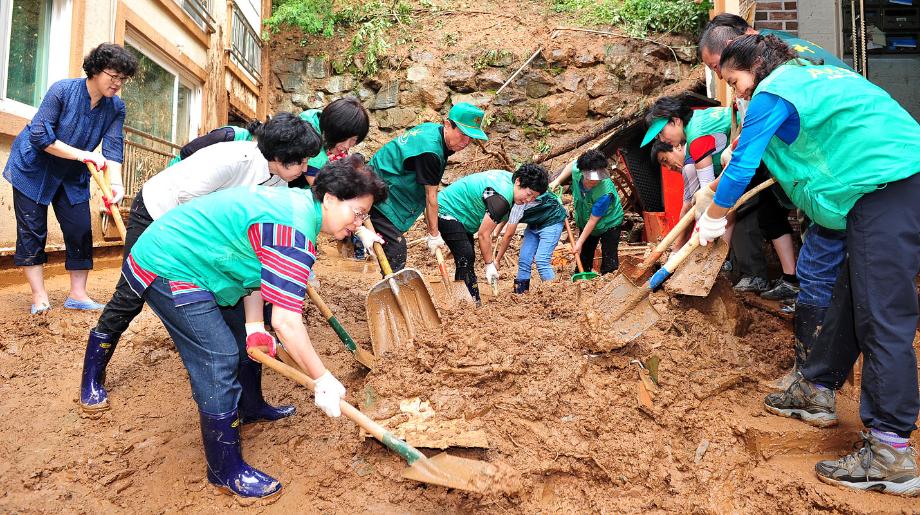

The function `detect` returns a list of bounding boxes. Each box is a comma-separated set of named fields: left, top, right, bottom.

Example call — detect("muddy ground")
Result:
left=0, top=241, right=918, bottom=514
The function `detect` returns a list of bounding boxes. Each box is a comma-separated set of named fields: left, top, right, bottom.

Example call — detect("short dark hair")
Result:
left=700, top=24, right=746, bottom=57
left=257, top=112, right=322, bottom=166
left=320, top=97, right=370, bottom=147
left=576, top=149, right=608, bottom=173
left=245, top=120, right=264, bottom=138
left=512, top=164, right=549, bottom=193
left=650, top=139, right=676, bottom=163
left=83, top=43, right=138, bottom=79
left=312, top=154, right=388, bottom=204
left=721, top=34, right=797, bottom=86
left=645, top=95, right=692, bottom=129
left=706, top=13, right=750, bottom=33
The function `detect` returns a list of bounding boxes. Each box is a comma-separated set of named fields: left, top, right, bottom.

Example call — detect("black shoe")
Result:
left=761, top=278, right=800, bottom=301
left=200, top=409, right=282, bottom=498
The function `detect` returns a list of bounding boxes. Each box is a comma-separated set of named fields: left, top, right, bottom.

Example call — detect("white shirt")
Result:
left=141, top=140, right=286, bottom=220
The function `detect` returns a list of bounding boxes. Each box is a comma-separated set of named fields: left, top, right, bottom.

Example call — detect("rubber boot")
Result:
left=79, top=329, right=118, bottom=413
left=200, top=408, right=282, bottom=498
left=513, top=279, right=530, bottom=294
left=237, top=360, right=296, bottom=424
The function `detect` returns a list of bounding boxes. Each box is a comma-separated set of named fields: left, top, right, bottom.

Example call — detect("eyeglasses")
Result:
left=352, top=207, right=369, bottom=224
left=101, top=70, right=131, bottom=84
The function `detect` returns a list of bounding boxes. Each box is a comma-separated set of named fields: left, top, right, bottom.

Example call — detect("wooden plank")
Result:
left=69, top=0, right=86, bottom=77
left=0, top=111, right=28, bottom=138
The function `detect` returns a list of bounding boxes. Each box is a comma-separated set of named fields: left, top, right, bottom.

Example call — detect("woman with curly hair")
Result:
left=2, top=43, right=138, bottom=314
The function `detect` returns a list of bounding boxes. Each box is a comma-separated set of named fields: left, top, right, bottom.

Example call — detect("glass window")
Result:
left=120, top=43, right=195, bottom=146
left=5, top=0, right=51, bottom=107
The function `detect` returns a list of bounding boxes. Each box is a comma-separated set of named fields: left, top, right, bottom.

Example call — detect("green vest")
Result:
left=571, top=160, right=624, bottom=233
left=131, top=186, right=322, bottom=306
left=299, top=109, right=328, bottom=170
left=167, top=125, right=253, bottom=167
left=368, top=123, right=447, bottom=232
left=438, top=170, right=515, bottom=233
left=754, top=62, right=920, bottom=230
left=519, top=191, right=567, bottom=228
left=760, top=29, right=851, bottom=71
left=685, top=106, right=733, bottom=177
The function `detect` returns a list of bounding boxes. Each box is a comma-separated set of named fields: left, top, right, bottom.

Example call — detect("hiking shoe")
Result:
left=761, top=278, right=800, bottom=301
left=815, top=431, right=920, bottom=497
left=733, top=276, right=770, bottom=293
left=764, top=373, right=838, bottom=427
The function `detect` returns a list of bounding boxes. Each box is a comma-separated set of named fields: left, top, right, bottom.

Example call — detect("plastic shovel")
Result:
left=87, top=163, right=127, bottom=241
left=307, top=285, right=376, bottom=369
left=248, top=348, right=499, bottom=493
left=563, top=218, right=599, bottom=282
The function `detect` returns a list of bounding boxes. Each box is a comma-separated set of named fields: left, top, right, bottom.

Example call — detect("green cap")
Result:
left=448, top=102, right=488, bottom=141
left=640, top=117, right=668, bottom=147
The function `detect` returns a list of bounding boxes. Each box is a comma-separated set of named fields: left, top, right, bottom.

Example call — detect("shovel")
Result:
left=364, top=220, right=440, bottom=357
left=563, top=219, right=599, bottom=282
left=87, top=163, right=127, bottom=241
left=307, top=285, right=376, bottom=369
left=435, top=247, right=474, bottom=306
left=248, top=348, right=499, bottom=493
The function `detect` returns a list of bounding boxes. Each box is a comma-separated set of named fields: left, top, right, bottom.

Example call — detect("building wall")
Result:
left=796, top=0, right=843, bottom=56
left=755, top=0, right=799, bottom=34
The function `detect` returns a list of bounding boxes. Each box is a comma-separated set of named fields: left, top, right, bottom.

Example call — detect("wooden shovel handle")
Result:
left=87, top=163, right=127, bottom=241
left=306, top=285, right=334, bottom=319
left=363, top=219, right=393, bottom=277
left=638, top=208, right=696, bottom=271
left=434, top=248, right=453, bottom=297
left=563, top=218, right=586, bottom=274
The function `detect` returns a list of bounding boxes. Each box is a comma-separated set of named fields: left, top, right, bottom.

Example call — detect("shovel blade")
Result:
left=353, top=346, right=377, bottom=369
left=663, top=238, right=730, bottom=297
left=571, top=271, right=599, bottom=282
left=366, top=268, right=440, bottom=356
left=585, top=274, right=660, bottom=350
left=619, top=254, right=653, bottom=283
left=401, top=452, right=499, bottom=493
left=429, top=276, right=475, bottom=307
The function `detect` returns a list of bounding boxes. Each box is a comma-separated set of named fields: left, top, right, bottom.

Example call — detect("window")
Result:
left=230, top=2, right=262, bottom=82
left=179, top=0, right=215, bottom=33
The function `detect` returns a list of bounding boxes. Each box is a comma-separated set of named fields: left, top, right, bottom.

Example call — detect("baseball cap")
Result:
left=448, top=102, right=488, bottom=141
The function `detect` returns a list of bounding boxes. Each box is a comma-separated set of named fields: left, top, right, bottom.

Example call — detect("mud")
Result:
left=1, top=238, right=918, bottom=513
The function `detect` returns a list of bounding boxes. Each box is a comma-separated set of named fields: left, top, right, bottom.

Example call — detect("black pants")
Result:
left=579, top=226, right=621, bottom=275
left=802, top=173, right=920, bottom=437
left=13, top=185, right=93, bottom=269
left=369, top=208, right=408, bottom=272
left=439, top=216, right=481, bottom=302
left=731, top=187, right=792, bottom=278
left=95, top=189, right=155, bottom=337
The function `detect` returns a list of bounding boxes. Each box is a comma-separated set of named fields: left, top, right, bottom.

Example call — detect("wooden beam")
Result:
left=227, top=58, right=261, bottom=96
left=0, top=111, right=29, bottom=137
left=258, top=0, right=272, bottom=119
left=69, top=0, right=86, bottom=77
left=150, top=0, right=211, bottom=48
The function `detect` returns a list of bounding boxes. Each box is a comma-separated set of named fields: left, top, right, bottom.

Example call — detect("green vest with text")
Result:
left=300, top=109, right=328, bottom=171
left=685, top=106, right=733, bottom=177
left=760, top=29, right=851, bottom=70
left=438, top=170, right=515, bottom=233
left=369, top=123, right=447, bottom=232
left=571, top=160, right=623, bottom=234
left=131, top=186, right=322, bottom=306
left=754, top=62, right=920, bottom=230
left=167, top=125, right=253, bottom=167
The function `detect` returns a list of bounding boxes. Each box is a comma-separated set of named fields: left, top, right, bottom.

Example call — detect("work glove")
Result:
left=696, top=212, right=728, bottom=247
left=79, top=151, right=107, bottom=171
left=692, top=186, right=715, bottom=220
left=354, top=226, right=383, bottom=257
left=245, top=322, right=277, bottom=358
left=108, top=171, right=125, bottom=205
left=720, top=145, right=734, bottom=169
left=308, top=271, right=320, bottom=289
left=313, top=370, right=346, bottom=417
left=484, top=262, right=499, bottom=283
left=425, top=233, right=446, bottom=255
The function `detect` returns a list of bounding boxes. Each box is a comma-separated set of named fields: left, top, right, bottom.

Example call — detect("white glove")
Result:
left=79, top=150, right=107, bottom=171
left=696, top=212, right=728, bottom=247
left=720, top=145, right=733, bottom=169
left=354, top=226, right=383, bottom=257
left=692, top=186, right=715, bottom=220
left=484, top=262, right=499, bottom=282
left=425, top=233, right=446, bottom=255
left=244, top=322, right=277, bottom=357
left=308, top=272, right=320, bottom=289
left=313, top=370, right=346, bottom=417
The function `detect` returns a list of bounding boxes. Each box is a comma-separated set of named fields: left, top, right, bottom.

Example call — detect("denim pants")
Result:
left=13, top=185, right=92, bottom=269
left=795, top=223, right=846, bottom=308
left=517, top=222, right=564, bottom=281
left=144, top=277, right=246, bottom=413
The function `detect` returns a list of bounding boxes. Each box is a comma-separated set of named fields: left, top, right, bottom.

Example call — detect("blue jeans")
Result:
left=144, top=277, right=245, bottom=413
left=796, top=224, right=846, bottom=308
left=517, top=222, right=564, bottom=281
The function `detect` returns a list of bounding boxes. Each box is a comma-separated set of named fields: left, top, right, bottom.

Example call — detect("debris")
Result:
left=694, top=439, right=710, bottom=464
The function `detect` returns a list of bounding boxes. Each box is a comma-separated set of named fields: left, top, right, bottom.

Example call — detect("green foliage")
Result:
left=550, top=0, right=712, bottom=37
left=266, top=0, right=338, bottom=36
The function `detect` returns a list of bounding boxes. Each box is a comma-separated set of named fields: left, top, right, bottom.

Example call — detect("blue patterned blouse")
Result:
left=3, top=78, right=126, bottom=206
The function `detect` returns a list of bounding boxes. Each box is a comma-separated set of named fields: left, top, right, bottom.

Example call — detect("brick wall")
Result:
left=755, top=1, right=799, bottom=34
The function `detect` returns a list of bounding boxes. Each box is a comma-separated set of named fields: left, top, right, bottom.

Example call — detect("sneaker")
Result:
left=764, top=373, right=838, bottom=427
left=761, top=278, right=801, bottom=301
left=770, top=366, right=799, bottom=391
left=815, top=431, right=920, bottom=497
left=733, top=276, right=770, bottom=293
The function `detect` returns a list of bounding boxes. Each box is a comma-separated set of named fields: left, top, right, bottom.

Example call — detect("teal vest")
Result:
left=755, top=62, right=920, bottom=230
left=571, top=161, right=623, bottom=233
left=685, top=106, right=733, bottom=177
left=519, top=191, right=567, bottom=228
left=132, top=186, right=322, bottom=306
left=368, top=123, right=447, bottom=232
left=760, top=29, right=851, bottom=71
left=438, top=170, right=515, bottom=233
left=300, top=109, right=328, bottom=170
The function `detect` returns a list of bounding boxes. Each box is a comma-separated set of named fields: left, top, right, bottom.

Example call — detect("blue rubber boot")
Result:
left=79, top=329, right=118, bottom=414
left=238, top=361, right=296, bottom=424
left=200, top=409, right=282, bottom=498
left=513, top=279, right=530, bottom=294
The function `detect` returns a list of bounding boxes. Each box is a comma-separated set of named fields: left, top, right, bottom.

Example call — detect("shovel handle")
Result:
left=307, top=285, right=359, bottom=354
left=363, top=219, right=393, bottom=277
left=638, top=208, right=696, bottom=271
left=434, top=248, right=454, bottom=298
left=87, top=163, right=127, bottom=241
left=248, top=348, right=427, bottom=465
left=563, top=218, right=587, bottom=274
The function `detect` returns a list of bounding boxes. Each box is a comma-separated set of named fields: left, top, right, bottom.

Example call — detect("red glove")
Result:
left=245, top=323, right=277, bottom=357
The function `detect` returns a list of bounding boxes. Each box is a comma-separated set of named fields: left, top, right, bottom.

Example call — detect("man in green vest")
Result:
left=368, top=102, right=487, bottom=271
left=437, top=166, right=548, bottom=304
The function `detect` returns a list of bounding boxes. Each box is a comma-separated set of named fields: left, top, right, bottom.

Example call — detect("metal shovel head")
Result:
left=585, top=273, right=660, bottom=350
left=571, top=271, right=599, bottom=282
left=366, top=267, right=440, bottom=357
left=428, top=276, right=475, bottom=307
left=401, top=452, right=499, bottom=493
left=663, top=237, right=730, bottom=297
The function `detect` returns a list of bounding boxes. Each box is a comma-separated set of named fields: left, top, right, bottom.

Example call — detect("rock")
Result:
left=641, top=43, right=673, bottom=61
left=574, top=45, right=604, bottom=67
left=304, top=56, right=328, bottom=79
left=559, top=69, right=583, bottom=92
left=442, top=67, right=476, bottom=93
left=276, top=73, right=301, bottom=93
left=476, top=68, right=505, bottom=90
left=604, top=43, right=632, bottom=59
left=279, top=59, right=304, bottom=75
left=450, top=92, right=493, bottom=109
left=542, top=93, right=589, bottom=124
left=411, top=50, right=435, bottom=64
left=675, top=46, right=696, bottom=63
left=589, top=95, right=625, bottom=116
left=624, top=60, right=660, bottom=95
left=547, top=47, right=575, bottom=68
left=323, top=74, right=353, bottom=94
left=292, top=91, right=325, bottom=110
left=586, top=72, right=618, bottom=98
left=406, top=65, right=430, bottom=83
left=490, top=51, right=515, bottom=67
left=376, top=107, right=417, bottom=130
left=372, top=80, right=400, bottom=110
left=419, top=82, right=449, bottom=110
left=519, top=70, right=556, bottom=99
